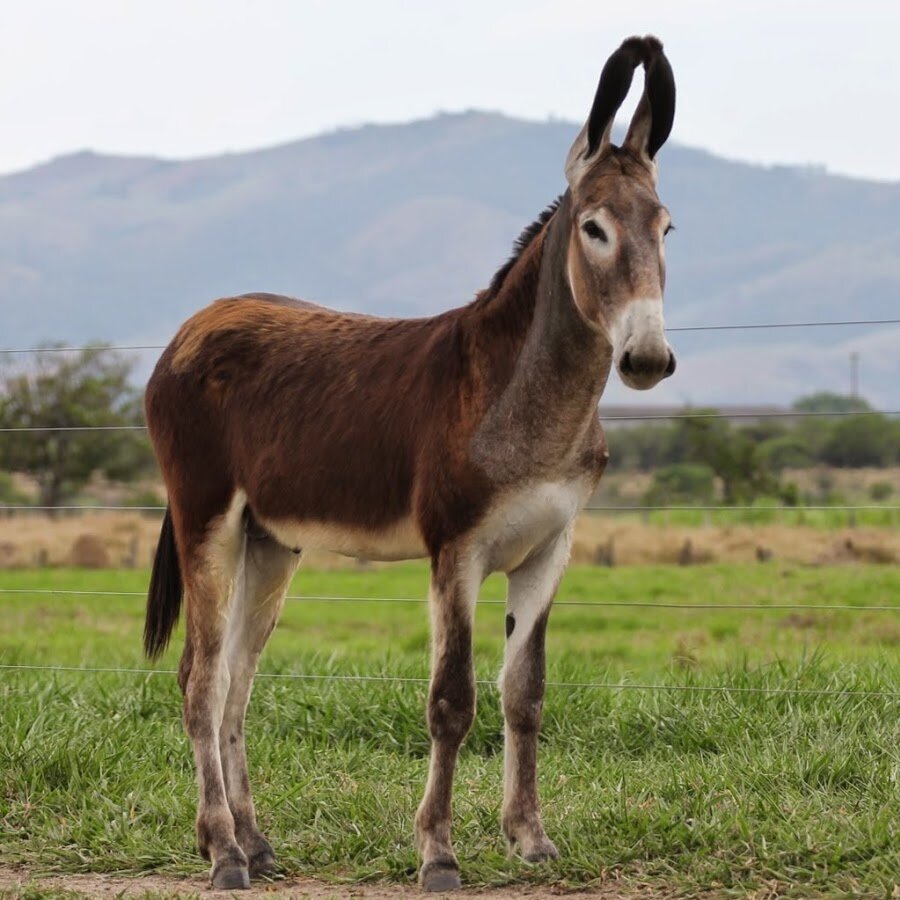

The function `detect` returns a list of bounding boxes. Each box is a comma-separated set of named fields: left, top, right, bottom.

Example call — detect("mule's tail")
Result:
left=144, top=507, right=183, bottom=659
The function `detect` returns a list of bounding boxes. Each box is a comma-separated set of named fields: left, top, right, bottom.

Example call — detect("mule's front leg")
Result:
left=501, top=528, right=571, bottom=862
left=415, top=551, right=478, bottom=891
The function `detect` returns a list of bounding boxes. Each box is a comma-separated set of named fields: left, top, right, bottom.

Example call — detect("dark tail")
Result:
left=144, top=507, right=183, bottom=659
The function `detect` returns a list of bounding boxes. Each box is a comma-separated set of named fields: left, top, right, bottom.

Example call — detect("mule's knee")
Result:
left=502, top=687, right=543, bottom=736
left=427, top=679, right=476, bottom=745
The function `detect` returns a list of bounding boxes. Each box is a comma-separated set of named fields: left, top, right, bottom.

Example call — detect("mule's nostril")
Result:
left=620, top=351, right=633, bottom=375
left=665, top=352, right=676, bottom=377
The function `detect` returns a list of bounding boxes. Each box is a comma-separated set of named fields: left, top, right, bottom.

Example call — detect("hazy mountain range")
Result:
left=1, top=111, right=898, bottom=407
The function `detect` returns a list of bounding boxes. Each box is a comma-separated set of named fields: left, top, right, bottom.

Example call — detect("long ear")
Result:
left=566, top=36, right=646, bottom=188
left=623, top=37, right=676, bottom=161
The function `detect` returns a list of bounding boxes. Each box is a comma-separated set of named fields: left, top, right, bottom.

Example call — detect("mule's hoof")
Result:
left=248, top=848, right=277, bottom=877
left=420, top=861, right=462, bottom=892
left=211, top=859, right=250, bottom=890
left=523, top=838, right=560, bottom=863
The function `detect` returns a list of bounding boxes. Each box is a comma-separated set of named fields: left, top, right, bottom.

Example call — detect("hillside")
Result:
left=1, top=112, right=898, bottom=405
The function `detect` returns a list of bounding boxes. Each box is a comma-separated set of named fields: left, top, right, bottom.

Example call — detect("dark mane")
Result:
left=486, top=196, right=563, bottom=296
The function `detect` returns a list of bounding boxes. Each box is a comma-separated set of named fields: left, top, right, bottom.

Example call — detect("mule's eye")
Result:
left=582, top=220, right=608, bottom=242
left=664, top=223, right=675, bottom=236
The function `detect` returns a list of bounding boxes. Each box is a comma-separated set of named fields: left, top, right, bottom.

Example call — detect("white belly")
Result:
left=259, top=515, right=428, bottom=562
left=473, top=478, right=591, bottom=573
left=254, top=479, right=589, bottom=569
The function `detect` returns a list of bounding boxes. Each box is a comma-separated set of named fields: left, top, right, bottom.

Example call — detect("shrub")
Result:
left=760, top=435, right=814, bottom=472
left=821, top=415, right=897, bottom=467
left=0, top=472, right=29, bottom=505
left=644, top=463, right=716, bottom=506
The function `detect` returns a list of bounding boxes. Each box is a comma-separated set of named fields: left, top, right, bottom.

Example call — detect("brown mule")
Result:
left=144, top=34, right=677, bottom=891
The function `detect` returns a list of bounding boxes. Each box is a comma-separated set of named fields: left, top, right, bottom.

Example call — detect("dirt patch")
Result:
left=0, top=867, right=640, bottom=899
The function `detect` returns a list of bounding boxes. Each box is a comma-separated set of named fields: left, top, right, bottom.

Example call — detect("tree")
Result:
left=792, top=392, right=872, bottom=413
left=644, top=463, right=716, bottom=506
left=820, top=414, right=899, bottom=468
left=0, top=346, right=154, bottom=508
left=606, top=423, right=678, bottom=471
left=676, top=413, right=778, bottom=505
left=759, top=434, right=814, bottom=472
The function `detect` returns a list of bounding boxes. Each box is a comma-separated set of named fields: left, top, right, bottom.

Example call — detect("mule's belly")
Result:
left=259, top=514, right=428, bottom=561
left=256, top=478, right=591, bottom=569
left=474, top=478, right=592, bottom=573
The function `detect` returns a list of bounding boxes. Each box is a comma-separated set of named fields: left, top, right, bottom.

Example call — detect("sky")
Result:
left=2, top=0, right=900, bottom=181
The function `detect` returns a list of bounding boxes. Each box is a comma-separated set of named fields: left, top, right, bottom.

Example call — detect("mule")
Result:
left=144, top=34, right=677, bottom=891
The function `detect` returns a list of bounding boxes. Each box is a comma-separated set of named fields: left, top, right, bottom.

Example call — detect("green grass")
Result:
left=2, top=563, right=900, bottom=896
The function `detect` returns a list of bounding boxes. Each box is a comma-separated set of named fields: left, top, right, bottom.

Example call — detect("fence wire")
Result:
left=0, top=503, right=895, bottom=513
left=1, top=662, right=897, bottom=698
left=666, top=317, right=900, bottom=332
left=1, top=586, right=898, bottom=612
left=2, top=317, right=899, bottom=357
left=1, top=409, right=898, bottom=434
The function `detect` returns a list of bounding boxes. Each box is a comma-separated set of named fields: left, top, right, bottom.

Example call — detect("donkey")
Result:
left=143, top=35, right=676, bottom=892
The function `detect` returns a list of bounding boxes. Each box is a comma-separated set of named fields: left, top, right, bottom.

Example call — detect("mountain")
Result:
left=1, top=112, right=898, bottom=406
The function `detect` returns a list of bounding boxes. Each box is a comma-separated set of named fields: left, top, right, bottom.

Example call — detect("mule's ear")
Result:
left=623, top=36, right=676, bottom=162
left=566, top=36, right=646, bottom=189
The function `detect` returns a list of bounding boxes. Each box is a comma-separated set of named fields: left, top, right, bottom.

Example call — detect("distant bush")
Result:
left=821, top=414, right=898, bottom=467
left=0, top=472, right=29, bottom=506
left=792, top=392, right=871, bottom=413
left=870, top=481, right=895, bottom=502
left=760, top=435, right=814, bottom=472
left=644, top=463, right=716, bottom=506
left=124, top=488, right=165, bottom=509
left=779, top=481, right=801, bottom=507
left=605, top=393, right=898, bottom=480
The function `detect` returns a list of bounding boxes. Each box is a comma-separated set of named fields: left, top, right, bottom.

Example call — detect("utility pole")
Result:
left=850, top=351, right=860, bottom=398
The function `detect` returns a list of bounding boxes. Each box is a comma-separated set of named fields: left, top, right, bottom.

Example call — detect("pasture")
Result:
left=2, top=561, right=900, bottom=897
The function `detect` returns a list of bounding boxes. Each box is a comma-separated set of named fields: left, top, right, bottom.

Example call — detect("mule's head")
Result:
left=565, top=35, right=677, bottom=390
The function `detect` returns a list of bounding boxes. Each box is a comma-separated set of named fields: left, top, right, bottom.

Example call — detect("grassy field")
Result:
left=2, top=562, right=900, bottom=897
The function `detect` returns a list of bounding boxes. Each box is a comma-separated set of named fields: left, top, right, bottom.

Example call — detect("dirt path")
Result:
left=0, top=867, right=636, bottom=899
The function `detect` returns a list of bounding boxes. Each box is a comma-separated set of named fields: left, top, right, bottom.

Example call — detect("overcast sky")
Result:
left=2, top=0, right=899, bottom=181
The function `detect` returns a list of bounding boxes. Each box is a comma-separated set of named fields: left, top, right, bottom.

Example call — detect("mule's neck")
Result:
left=469, top=192, right=614, bottom=480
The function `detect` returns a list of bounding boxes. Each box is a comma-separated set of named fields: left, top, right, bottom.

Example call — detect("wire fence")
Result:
left=1, top=408, right=898, bottom=434
left=0, top=313, right=897, bottom=703
left=0, top=503, right=896, bottom=513
left=2, top=586, right=899, bottom=612
left=1, top=662, right=898, bottom=699
left=1, top=316, right=899, bottom=357
left=0, top=504, right=896, bottom=518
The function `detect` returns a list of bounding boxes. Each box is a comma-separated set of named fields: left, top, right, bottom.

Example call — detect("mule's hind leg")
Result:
left=500, top=527, right=572, bottom=862
left=220, top=525, right=300, bottom=877
left=176, top=499, right=250, bottom=890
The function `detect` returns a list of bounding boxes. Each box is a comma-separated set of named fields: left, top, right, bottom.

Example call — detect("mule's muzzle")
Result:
left=618, top=348, right=676, bottom=389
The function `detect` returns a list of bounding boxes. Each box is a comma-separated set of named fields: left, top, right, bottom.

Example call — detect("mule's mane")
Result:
left=485, top=196, right=563, bottom=297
